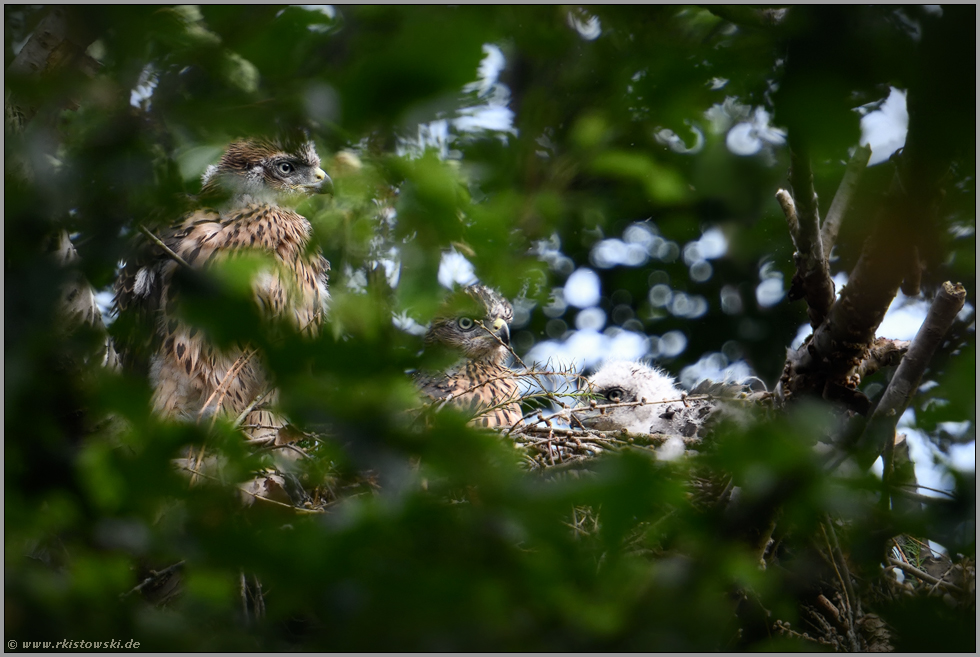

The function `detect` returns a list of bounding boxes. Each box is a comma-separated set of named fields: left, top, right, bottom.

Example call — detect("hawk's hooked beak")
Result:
left=491, top=317, right=510, bottom=346
left=575, top=411, right=619, bottom=432
left=309, top=168, right=333, bottom=195
left=569, top=384, right=611, bottom=430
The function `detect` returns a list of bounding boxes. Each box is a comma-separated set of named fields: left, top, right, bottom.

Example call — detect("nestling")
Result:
left=415, top=284, right=524, bottom=430
left=576, top=360, right=766, bottom=459
left=114, top=137, right=332, bottom=441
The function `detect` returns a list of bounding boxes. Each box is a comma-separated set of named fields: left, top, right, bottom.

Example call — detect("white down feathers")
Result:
left=586, top=360, right=687, bottom=435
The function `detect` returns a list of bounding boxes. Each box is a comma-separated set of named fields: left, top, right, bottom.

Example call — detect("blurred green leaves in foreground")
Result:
left=5, top=5, right=975, bottom=651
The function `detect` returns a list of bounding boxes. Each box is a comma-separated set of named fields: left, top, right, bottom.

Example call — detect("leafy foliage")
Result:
left=5, top=5, right=974, bottom=651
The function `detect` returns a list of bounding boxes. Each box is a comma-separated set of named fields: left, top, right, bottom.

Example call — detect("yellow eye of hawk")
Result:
left=457, top=317, right=475, bottom=330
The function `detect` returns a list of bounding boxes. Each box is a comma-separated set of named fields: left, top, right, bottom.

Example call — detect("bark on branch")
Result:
left=781, top=150, right=836, bottom=329
left=854, top=281, right=966, bottom=469
left=779, top=179, right=919, bottom=412
left=854, top=338, right=911, bottom=383
left=821, top=144, right=872, bottom=256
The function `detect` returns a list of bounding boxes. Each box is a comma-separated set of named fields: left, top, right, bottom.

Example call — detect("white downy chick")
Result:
left=577, top=360, right=700, bottom=460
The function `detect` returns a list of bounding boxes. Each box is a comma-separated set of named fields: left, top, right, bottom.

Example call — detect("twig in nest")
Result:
left=178, top=464, right=324, bottom=514
left=821, top=517, right=861, bottom=651
left=476, top=321, right=589, bottom=433
left=521, top=393, right=724, bottom=430
left=139, top=225, right=191, bottom=269
left=186, top=348, right=257, bottom=485
left=200, top=347, right=258, bottom=424
left=121, top=560, right=186, bottom=598
left=234, top=390, right=270, bottom=429
left=253, top=442, right=309, bottom=460
left=773, top=619, right=830, bottom=647
left=895, top=483, right=956, bottom=500
left=886, top=557, right=963, bottom=593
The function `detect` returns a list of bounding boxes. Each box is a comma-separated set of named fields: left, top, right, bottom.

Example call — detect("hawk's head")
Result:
left=201, top=138, right=332, bottom=207
left=425, top=284, right=514, bottom=364
left=576, top=360, right=767, bottom=448
left=577, top=360, right=685, bottom=434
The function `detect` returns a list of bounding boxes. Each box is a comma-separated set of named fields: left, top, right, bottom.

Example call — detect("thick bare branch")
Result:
left=789, top=150, right=822, bottom=255
left=900, top=246, right=924, bottom=297
left=785, top=151, right=836, bottom=328
left=780, top=201, right=914, bottom=409
left=854, top=282, right=966, bottom=469
left=821, top=144, right=872, bottom=255
left=778, top=144, right=871, bottom=336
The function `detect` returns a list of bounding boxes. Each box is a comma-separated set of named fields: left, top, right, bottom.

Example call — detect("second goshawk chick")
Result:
left=415, top=285, right=524, bottom=430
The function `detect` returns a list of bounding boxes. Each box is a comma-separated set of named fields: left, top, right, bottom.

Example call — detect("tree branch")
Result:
left=821, top=518, right=861, bottom=652
left=777, top=149, right=837, bottom=330
left=121, top=560, right=185, bottom=598
left=853, top=281, right=966, bottom=469
left=779, top=193, right=914, bottom=410
left=886, top=557, right=963, bottom=593
left=775, top=189, right=801, bottom=247
left=821, top=144, right=872, bottom=256
left=789, top=150, right=822, bottom=259
left=139, top=225, right=192, bottom=269
left=854, top=338, right=910, bottom=382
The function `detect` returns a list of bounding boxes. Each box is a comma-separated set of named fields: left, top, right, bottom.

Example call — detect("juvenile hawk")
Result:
left=575, top=360, right=766, bottom=459
left=415, top=284, right=524, bottom=430
left=115, top=138, right=331, bottom=440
